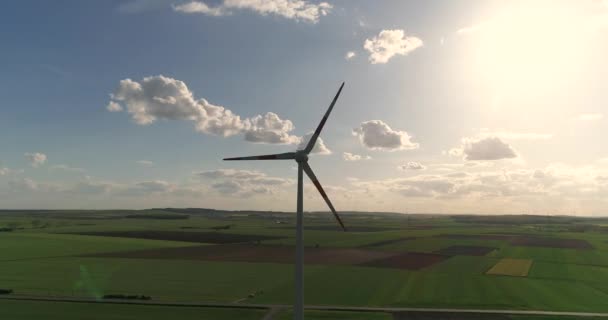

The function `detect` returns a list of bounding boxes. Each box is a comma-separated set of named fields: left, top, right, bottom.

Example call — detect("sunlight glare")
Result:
left=470, top=3, right=590, bottom=95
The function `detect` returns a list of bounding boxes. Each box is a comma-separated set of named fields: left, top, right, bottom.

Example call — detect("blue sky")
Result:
left=2, top=0, right=608, bottom=214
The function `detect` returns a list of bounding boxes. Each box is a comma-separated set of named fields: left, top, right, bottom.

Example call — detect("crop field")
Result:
left=2, top=210, right=608, bottom=319
left=436, top=245, right=498, bottom=256
left=486, top=258, right=534, bottom=277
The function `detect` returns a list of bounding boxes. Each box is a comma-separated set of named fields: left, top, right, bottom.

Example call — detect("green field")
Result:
left=2, top=210, right=608, bottom=319
left=0, top=299, right=266, bottom=320
left=487, top=258, right=534, bottom=276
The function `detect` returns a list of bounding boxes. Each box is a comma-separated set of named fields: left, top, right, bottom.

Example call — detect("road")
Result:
left=2, top=295, right=608, bottom=318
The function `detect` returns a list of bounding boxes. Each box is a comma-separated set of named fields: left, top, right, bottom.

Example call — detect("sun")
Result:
left=468, top=2, right=591, bottom=95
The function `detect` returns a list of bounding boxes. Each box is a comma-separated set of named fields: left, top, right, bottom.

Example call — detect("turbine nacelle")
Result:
left=294, top=151, right=309, bottom=163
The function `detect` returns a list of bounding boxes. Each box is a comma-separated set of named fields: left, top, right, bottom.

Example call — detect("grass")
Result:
left=0, top=232, right=196, bottom=261
left=4, top=210, right=608, bottom=318
left=0, top=299, right=266, bottom=320
left=274, top=309, right=392, bottom=320
left=486, top=258, right=533, bottom=277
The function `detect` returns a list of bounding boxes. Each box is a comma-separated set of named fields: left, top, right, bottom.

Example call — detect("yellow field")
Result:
left=486, top=258, right=533, bottom=277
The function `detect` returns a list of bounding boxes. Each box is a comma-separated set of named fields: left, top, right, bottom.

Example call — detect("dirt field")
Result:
left=86, top=244, right=397, bottom=266
left=436, top=245, right=497, bottom=256
left=509, top=236, right=593, bottom=249
left=67, top=231, right=285, bottom=244
left=486, top=258, right=533, bottom=276
left=359, top=252, right=449, bottom=270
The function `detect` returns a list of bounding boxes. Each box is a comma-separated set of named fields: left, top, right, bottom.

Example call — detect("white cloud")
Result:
left=51, top=164, right=85, bottom=173
left=173, top=1, right=225, bottom=16
left=456, top=21, right=488, bottom=35
left=244, top=113, right=300, bottom=144
left=136, top=160, right=154, bottom=167
left=363, top=29, right=423, bottom=64
left=342, top=152, right=370, bottom=161
left=8, top=178, right=58, bottom=193
left=296, top=132, right=331, bottom=154
left=478, top=129, right=553, bottom=140
left=0, top=167, right=10, bottom=176
left=353, top=120, right=419, bottom=151
left=350, top=163, right=608, bottom=205
left=399, top=161, right=426, bottom=170
left=198, top=168, right=293, bottom=196
left=576, top=113, right=604, bottom=121
left=450, top=137, right=518, bottom=161
left=106, top=101, right=123, bottom=112
left=127, top=181, right=175, bottom=195
left=173, top=0, right=333, bottom=23
left=198, top=169, right=264, bottom=180
left=345, top=51, right=356, bottom=60
left=9, top=178, right=40, bottom=191
left=107, top=75, right=299, bottom=144
left=69, top=180, right=114, bottom=195
left=24, top=153, right=47, bottom=168
left=65, top=178, right=200, bottom=198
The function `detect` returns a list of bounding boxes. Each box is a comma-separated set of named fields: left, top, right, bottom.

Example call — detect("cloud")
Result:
left=478, top=129, right=553, bottom=140
left=107, top=75, right=299, bottom=144
left=65, top=178, right=200, bottom=197
left=345, top=51, right=356, bottom=60
left=106, top=101, right=123, bottom=112
left=24, top=153, right=47, bottom=167
left=129, top=181, right=175, bottom=194
left=364, top=29, right=422, bottom=64
left=456, top=21, right=488, bottom=35
left=8, top=178, right=40, bottom=191
left=353, top=120, right=419, bottom=151
left=173, top=0, right=333, bottom=23
left=198, top=168, right=293, bottom=196
left=69, top=180, right=114, bottom=194
left=353, top=174, right=455, bottom=198
left=296, top=132, right=331, bottom=154
left=576, top=113, right=604, bottom=121
left=136, top=160, right=154, bottom=167
left=51, top=164, right=85, bottom=173
left=350, top=163, right=608, bottom=202
left=451, top=137, right=518, bottom=161
left=399, top=161, right=426, bottom=170
left=198, top=169, right=264, bottom=180
left=198, top=169, right=292, bottom=185
left=0, top=167, right=11, bottom=176
left=173, top=1, right=225, bottom=16
left=8, top=178, right=58, bottom=193
left=342, top=152, right=370, bottom=161
left=244, top=113, right=300, bottom=144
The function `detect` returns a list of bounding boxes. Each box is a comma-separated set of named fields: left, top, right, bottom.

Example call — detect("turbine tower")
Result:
left=223, top=82, right=346, bottom=320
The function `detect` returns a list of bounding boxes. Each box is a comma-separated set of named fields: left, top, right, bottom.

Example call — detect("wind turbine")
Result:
left=223, top=82, right=347, bottom=320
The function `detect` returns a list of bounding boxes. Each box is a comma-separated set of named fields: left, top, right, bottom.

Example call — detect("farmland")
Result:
left=487, top=258, right=534, bottom=277
left=2, top=209, right=608, bottom=319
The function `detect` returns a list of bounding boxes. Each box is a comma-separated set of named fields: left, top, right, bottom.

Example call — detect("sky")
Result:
left=2, top=0, right=608, bottom=215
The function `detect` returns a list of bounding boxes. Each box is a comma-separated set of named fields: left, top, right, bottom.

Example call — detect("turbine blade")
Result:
left=223, top=152, right=296, bottom=161
left=302, top=162, right=346, bottom=231
left=303, top=82, right=345, bottom=154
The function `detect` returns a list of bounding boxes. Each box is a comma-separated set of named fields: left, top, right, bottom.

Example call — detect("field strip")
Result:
left=2, top=295, right=608, bottom=317
left=486, top=258, right=533, bottom=276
